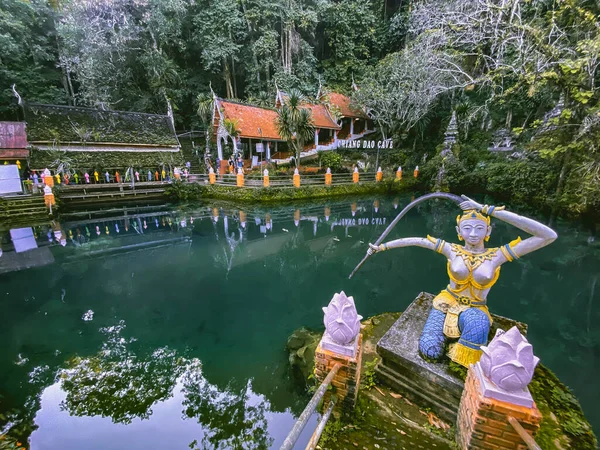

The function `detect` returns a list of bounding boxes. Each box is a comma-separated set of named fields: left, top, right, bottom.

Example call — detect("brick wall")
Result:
left=457, top=366, right=541, bottom=450
left=315, top=334, right=363, bottom=416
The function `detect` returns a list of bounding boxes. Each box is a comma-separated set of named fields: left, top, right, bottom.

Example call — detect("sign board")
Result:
left=251, top=156, right=259, bottom=167
left=0, top=164, right=22, bottom=194
left=337, top=139, right=394, bottom=149
left=255, top=143, right=264, bottom=153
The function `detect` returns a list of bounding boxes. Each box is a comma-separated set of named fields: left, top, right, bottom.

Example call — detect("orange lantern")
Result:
left=376, top=167, right=383, bottom=182
left=293, top=169, right=300, bottom=188
left=325, top=168, right=332, bottom=186
left=352, top=168, right=359, bottom=183
left=263, top=169, right=270, bottom=187
left=396, top=166, right=402, bottom=180
left=236, top=168, right=244, bottom=187
left=43, top=185, right=55, bottom=208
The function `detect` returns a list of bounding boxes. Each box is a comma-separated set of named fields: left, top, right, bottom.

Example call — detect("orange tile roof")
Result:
left=216, top=99, right=340, bottom=140
left=218, top=100, right=282, bottom=140
left=304, top=104, right=340, bottom=130
left=327, top=93, right=367, bottom=118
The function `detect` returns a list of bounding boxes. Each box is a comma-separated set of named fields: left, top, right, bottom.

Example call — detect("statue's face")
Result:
left=457, top=219, right=491, bottom=245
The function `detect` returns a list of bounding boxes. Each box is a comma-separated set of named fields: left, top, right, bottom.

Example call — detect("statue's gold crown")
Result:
left=456, top=209, right=490, bottom=226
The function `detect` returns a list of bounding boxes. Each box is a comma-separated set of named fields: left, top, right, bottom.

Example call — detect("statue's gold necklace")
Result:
left=450, top=244, right=498, bottom=271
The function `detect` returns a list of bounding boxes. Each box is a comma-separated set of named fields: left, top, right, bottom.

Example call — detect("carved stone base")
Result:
left=376, top=292, right=527, bottom=422
left=320, top=332, right=359, bottom=358
left=474, top=363, right=534, bottom=408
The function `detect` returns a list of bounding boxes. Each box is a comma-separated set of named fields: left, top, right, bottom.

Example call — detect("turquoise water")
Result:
left=0, top=195, right=598, bottom=449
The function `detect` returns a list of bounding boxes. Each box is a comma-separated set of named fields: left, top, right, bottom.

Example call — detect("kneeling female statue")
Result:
left=367, top=196, right=557, bottom=368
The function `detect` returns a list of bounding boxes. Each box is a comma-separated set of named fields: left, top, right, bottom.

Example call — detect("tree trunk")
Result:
left=549, top=148, right=572, bottom=227
left=240, top=0, right=261, bottom=84
left=223, top=58, right=234, bottom=98
left=231, top=56, right=238, bottom=98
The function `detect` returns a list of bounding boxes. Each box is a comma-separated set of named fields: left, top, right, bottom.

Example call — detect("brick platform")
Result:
left=315, top=333, right=363, bottom=416
left=457, top=366, right=542, bottom=450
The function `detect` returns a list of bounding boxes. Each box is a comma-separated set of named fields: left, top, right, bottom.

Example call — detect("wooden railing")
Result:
left=189, top=171, right=382, bottom=188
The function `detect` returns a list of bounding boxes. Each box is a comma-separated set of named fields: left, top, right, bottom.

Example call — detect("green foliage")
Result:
left=361, top=357, right=378, bottom=390
left=318, top=151, right=343, bottom=171
left=529, top=364, right=598, bottom=449
left=166, top=179, right=409, bottom=203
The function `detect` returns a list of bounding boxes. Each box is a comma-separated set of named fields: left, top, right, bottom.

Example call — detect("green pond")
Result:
left=0, top=195, right=598, bottom=449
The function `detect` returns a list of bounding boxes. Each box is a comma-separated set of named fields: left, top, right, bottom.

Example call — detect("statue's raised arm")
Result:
left=457, top=195, right=557, bottom=264
left=365, top=194, right=557, bottom=369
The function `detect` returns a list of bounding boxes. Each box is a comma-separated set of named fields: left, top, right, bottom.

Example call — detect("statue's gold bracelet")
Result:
left=379, top=243, right=388, bottom=252
left=482, top=205, right=505, bottom=216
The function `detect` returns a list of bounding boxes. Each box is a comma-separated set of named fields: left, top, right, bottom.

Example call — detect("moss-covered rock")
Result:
left=286, top=327, right=320, bottom=382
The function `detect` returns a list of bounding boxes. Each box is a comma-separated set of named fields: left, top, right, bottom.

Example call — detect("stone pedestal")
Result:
left=315, top=333, right=363, bottom=416
left=376, top=293, right=527, bottom=423
left=457, top=365, right=541, bottom=449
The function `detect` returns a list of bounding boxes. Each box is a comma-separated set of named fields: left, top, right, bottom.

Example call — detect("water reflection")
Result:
left=0, top=196, right=598, bottom=448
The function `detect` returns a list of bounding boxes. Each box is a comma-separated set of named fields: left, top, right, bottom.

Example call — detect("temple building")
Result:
left=22, top=102, right=181, bottom=171
left=212, top=87, right=375, bottom=168
left=0, top=122, right=28, bottom=164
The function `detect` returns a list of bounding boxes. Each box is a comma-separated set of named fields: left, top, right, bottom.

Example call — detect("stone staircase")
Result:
left=179, top=137, right=204, bottom=173
left=0, top=194, right=49, bottom=228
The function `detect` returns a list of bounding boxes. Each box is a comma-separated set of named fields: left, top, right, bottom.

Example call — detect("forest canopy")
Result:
left=1, top=0, right=600, bottom=220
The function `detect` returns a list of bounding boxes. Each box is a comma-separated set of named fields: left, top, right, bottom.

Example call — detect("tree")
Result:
left=0, top=0, right=63, bottom=119
left=197, top=92, right=214, bottom=154
left=193, top=0, right=246, bottom=99
left=276, top=89, right=315, bottom=168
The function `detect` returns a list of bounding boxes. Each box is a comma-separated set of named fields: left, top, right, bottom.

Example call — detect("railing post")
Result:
left=315, top=291, right=363, bottom=417
left=456, top=327, right=542, bottom=449
left=325, top=168, right=332, bottom=186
